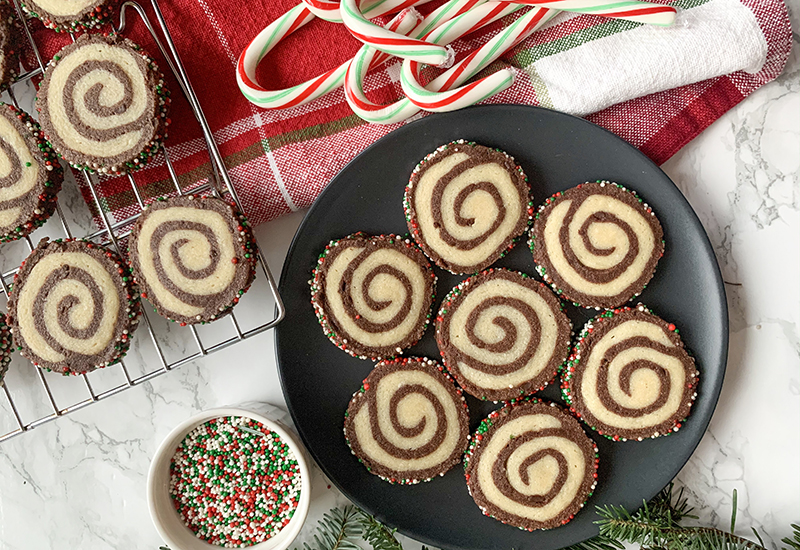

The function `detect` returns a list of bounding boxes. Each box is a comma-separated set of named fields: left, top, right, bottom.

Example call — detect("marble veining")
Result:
left=0, top=26, right=798, bottom=550
left=663, top=23, right=799, bottom=549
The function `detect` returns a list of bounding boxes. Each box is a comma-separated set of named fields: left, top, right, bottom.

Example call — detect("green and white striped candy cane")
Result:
left=514, top=0, right=676, bottom=25
left=345, top=0, right=524, bottom=124
left=340, top=0, right=451, bottom=65
left=400, top=6, right=559, bottom=112
left=238, top=1, right=423, bottom=109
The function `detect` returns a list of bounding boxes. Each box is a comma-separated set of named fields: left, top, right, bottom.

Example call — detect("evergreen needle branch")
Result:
left=357, top=510, right=405, bottom=550
left=597, top=516, right=765, bottom=550
left=162, top=490, right=799, bottom=550
left=294, top=506, right=406, bottom=550
left=584, top=484, right=787, bottom=550
left=297, top=505, right=364, bottom=550
left=279, top=486, right=799, bottom=550
left=782, top=524, right=800, bottom=550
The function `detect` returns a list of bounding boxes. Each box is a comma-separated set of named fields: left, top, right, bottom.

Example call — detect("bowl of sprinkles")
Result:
left=148, top=406, right=311, bottom=550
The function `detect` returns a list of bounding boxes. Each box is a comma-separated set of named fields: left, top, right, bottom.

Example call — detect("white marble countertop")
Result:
left=0, top=27, right=797, bottom=550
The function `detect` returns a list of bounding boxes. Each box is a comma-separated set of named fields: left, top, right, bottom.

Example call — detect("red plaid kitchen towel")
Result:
left=31, top=0, right=791, bottom=228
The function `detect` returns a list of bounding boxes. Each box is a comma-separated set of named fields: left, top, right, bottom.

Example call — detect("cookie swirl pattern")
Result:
left=436, top=269, right=571, bottom=401
left=530, top=181, right=664, bottom=309
left=129, top=196, right=258, bottom=325
left=0, top=105, right=64, bottom=242
left=8, top=239, right=141, bottom=375
left=311, top=234, right=436, bottom=360
left=344, top=357, right=469, bottom=484
left=404, top=141, right=531, bottom=274
left=562, top=305, right=699, bottom=441
left=464, top=399, right=598, bottom=530
left=37, top=33, right=170, bottom=174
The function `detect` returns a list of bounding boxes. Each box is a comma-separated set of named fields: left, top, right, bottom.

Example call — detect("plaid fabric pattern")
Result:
left=28, top=0, right=792, bottom=228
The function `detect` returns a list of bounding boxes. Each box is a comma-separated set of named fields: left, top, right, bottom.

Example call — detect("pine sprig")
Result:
left=647, top=483, right=697, bottom=526
left=357, top=510, right=404, bottom=550
left=592, top=484, right=766, bottom=550
left=783, top=524, right=800, bottom=550
left=297, top=505, right=364, bottom=550
left=293, top=506, right=408, bottom=550
left=191, top=488, right=796, bottom=550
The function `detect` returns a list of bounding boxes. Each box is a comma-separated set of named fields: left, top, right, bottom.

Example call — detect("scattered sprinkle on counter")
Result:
left=169, top=416, right=301, bottom=547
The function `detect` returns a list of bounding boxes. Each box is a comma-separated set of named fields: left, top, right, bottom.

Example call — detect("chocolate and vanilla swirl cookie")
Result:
left=561, top=305, right=698, bottom=441
left=404, top=141, right=531, bottom=274
left=436, top=269, right=571, bottom=402
left=344, top=357, right=469, bottom=484
left=21, top=0, right=118, bottom=32
left=530, top=181, right=664, bottom=310
left=7, top=238, right=141, bottom=375
left=0, top=1, right=21, bottom=91
left=37, top=33, right=171, bottom=175
left=129, top=196, right=258, bottom=325
left=0, top=105, right=64, bottom=243
left=464, top=398, right=598, bottom=530
left=311, top=234, right=436, bottom=360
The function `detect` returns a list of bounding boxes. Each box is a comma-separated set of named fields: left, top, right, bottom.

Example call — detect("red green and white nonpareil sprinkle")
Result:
left=169, top=416, right=302, bottom=547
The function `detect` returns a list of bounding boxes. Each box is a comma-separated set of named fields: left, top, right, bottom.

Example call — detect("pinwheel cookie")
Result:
left=404, top=141, right=532, bottom=274
left=530, top=181, right=664, bottom=309
left=561, top=305, right=699, bottom=441
left=436, top=268, right=571, bottom=402
left=7, top=238, right=141, bottom=374
left=0, top=104, right=64, bottom=243
left=37, top=33, right=170, bottom=174
left=21, top=0, right=119, bottom=32
left=128, top=195, right=258, bottom=325
left=311, top=233, right=436, bottom=360
left=464, top=398, right=598, bottom=530
left=344, top=357, right=469, bottom=484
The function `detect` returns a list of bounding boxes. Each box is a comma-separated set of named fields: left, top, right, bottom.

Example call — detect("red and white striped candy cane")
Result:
left=411, top=0, right=488, bottom=39
left=513, top=0, right=676, bottom=25
left=400, top=7, right=558, bottom=112
left=301, top=0, right=344, bottom=22
left=340, top=0, right=454, bottom=65
left=309, top=0, right=674, bottom=26
left=237, top=4, right=419, bottom=109
left=241, top=0, right=675, bottom=114
left=300, top=0, right=426, bottom=23
left=345, top=0, right=523, bottom=123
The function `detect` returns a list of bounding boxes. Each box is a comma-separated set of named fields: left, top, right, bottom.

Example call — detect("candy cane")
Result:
left=340, top=0, right=453, bottom=65
left=422, top=1, right=522, bottom=44
left=241, top=0, right=674, bottom=114
left=400, top=7, right=558, bottom=112
left=238, top=3, right=420, bottom=109
left=343, top=0, right=488, bottom=123
left=513, top=0, right=676, bottom=25
left=301, top=0, right=431, bottom=24
left=412, top=0, right=488, bottom=39
left=345, top=1, right=523, bottom=123
left=301, top=0, right=344, bottom=22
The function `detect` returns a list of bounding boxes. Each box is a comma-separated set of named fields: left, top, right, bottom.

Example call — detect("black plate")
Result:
left=275, top=105, right=728, bottom=550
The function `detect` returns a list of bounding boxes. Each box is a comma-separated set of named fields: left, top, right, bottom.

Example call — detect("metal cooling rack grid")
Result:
left=0, top=0, right=286, bottom=443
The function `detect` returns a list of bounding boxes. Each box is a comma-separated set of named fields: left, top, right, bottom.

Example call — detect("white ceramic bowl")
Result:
left=148, top=404, right=312, bottom=550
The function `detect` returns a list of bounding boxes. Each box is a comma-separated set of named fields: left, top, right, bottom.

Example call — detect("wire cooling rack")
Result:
left=0, top=0, right=286, bottom=443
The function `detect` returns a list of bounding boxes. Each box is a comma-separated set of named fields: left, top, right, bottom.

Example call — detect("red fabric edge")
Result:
left=641, top=76, right=745, bottom=165
left=645, top=0, right=794, bottom=164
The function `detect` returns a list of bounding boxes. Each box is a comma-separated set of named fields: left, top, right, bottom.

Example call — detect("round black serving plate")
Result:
left=275, top=105, right=728, bottom=550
